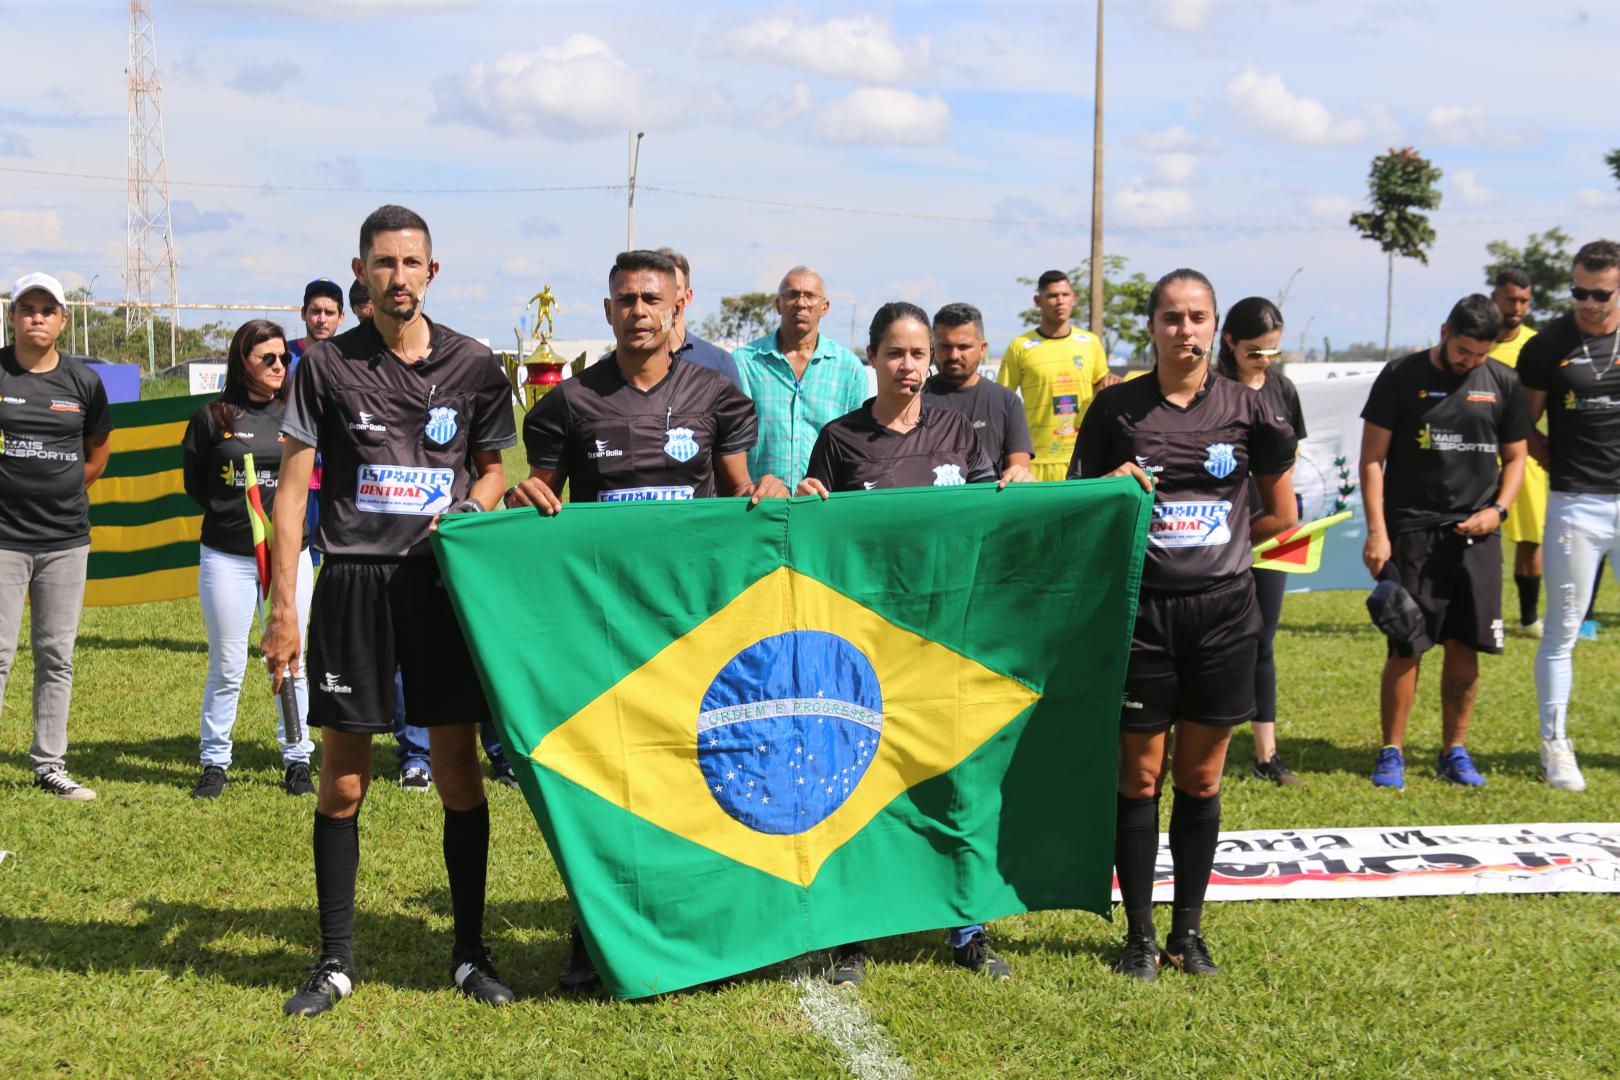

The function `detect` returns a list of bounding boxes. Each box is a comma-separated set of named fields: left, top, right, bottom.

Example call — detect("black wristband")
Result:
left=447, top=498, right=485, bottom=515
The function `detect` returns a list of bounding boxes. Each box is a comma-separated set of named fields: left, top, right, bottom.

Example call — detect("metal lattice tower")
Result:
left=125, top=0, right=178, bottom=366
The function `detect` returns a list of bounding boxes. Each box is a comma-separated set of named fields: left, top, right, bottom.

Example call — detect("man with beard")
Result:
left=923, top=303, right=1034, bottom=484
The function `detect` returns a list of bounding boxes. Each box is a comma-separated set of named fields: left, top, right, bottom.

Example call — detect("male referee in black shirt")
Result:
left=922, top=302, right=1034, bottom=483
left=1359, top=294, right=1529, bottom=791
left=265, top=205, right=518, bottom=1016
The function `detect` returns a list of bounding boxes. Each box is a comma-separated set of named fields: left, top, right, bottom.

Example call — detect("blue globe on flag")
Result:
left=697, top=631, right=883, bottom=835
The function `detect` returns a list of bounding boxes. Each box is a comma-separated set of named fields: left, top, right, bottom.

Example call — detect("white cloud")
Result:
left=229, top=62, right=300, bottom=96
left=1222, top=67, right=1379, bottom=146
left=1153, top=152, right=1198, bottom=185
left=810, top=87, right=950, bottom=147
left=753, top=83, right=814, bottom=132
left=1126, top=125, right=1224, bottom=154
left=1304, top=194, right=1356, bottom=221
left=500, top=256, right=545, bottom=279
left=712, top=13, right=931, bottom=84
left=1426, top=104, right=1488, bottom=144
left=1114, top=185, right=1194, bottom=226
left=432, top=34, right=715, bottom=140
left=179, top=0, right=481, bottom=20
left=1151, top=0, right=1213, bottom=32
left=170, top=200, right=244, bottom=235
left=0, top=210, right=63, bottom=250
left=1450, top=168, right=1494, bottom=207
left=883, top=274, right=948, bottom=308
left=1576, top=187, right=1620, bottom=209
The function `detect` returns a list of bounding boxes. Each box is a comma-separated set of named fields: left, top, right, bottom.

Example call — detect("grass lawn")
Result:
left=2, top=535, right=1618, bottom=1077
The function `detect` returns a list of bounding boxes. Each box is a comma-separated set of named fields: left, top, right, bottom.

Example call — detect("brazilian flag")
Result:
left=433, top=479, right=1151, bottom=998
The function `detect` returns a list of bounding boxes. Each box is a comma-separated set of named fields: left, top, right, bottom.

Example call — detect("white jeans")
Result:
left=198, top=543, right=314, bottom=767
left=1534, top=491, right=1620, bottom=739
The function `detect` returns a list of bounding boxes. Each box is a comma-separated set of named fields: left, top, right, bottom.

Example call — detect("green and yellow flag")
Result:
left=433, top=479, right=1151, bottom=998
left=86, top=393, right=210, bottom=606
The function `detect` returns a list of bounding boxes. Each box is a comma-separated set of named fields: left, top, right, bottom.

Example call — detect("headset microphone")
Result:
left=1189, top=343, right=1205, bottom=358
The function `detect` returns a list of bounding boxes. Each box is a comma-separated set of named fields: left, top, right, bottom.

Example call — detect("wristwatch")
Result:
left=1492, top=503, right=1509, bottom=521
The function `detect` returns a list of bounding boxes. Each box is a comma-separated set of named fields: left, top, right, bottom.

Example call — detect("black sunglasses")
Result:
left=256, top=351, right=290, bottom=368
left=1571, top=287, right=1616, bottom=303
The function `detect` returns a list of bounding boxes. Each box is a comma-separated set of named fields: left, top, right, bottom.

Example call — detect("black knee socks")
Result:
left=1115, top=792, right=1160, bottom=939
left=314, top=810, right=360, bottom=966
left=1169, top=787, right=1221, bottom=939
left=443, top=801, right=490, bottom=958
left=1515, top=574, right=1540, bottom=627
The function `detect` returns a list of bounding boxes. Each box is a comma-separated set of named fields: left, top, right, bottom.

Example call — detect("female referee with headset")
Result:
left=1070, top=270, right=1298, bottom=980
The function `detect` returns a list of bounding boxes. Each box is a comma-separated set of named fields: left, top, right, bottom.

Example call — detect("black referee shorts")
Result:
left=305, top=556, right=492, bottom=735
left=1388, top=527, right=1504, bottom=658
left=1120, top=574, right=1262, bottom=735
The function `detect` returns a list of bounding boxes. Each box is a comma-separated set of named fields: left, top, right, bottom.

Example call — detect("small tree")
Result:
left=1348, top=147, right=1443, bottom=361
left=1606, top=147, right=1620, bottom=188
left=1017, top=255, right=1154, bottom=361
left=1483, top=228, right=1574, bottom=327
left=696, top=292, right=776, bottom=347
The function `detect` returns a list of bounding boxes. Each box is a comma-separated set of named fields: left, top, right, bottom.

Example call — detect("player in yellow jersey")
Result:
left=997, top=270, right=1118, bottom=480
left=1488, top=268, right=1546, bottom=636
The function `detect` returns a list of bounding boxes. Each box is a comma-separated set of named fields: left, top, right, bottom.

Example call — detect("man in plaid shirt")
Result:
left=732, top=267, right=868, bottom=488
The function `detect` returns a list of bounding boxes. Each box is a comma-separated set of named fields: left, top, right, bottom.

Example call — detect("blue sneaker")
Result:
left=1371, top=746, right=1405, bottom=790
left=1437, top=746, right=1486, bottom=787
left=1578, top=619, right=1600, bottom=642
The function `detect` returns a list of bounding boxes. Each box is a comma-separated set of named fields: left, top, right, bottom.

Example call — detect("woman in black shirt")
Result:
left=1215, top=297, right=1306, bottom=786
left=181, top=319, right=314, bottom=799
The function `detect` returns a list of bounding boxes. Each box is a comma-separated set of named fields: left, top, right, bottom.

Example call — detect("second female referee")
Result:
left=1070, top=269, right=1298, bottom=980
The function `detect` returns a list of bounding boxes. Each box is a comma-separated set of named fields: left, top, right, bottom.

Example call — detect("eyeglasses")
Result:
left=1245, top=347, right=1283, bottom=359
left=1571, top=287, right=1616, bottom=302
left=256, top=352, right=289, bottom=368
left=781, top=291, right=824, bottom=306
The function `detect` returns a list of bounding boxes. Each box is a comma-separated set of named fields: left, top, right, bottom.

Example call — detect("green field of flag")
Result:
left=433, top=479, right=1152, bottom=997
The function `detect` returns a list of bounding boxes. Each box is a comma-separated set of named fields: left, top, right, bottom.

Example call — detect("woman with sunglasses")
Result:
left=181, top=319, right=315, bottom=799
left=1215, top=298, right=1306, bottom=786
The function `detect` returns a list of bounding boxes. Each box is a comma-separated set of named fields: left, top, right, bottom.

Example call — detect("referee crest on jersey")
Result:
left=425, top=406, right=459, bottom=445
left=1203, top=442, right=1238, bottom=479
left=664, top=426, right=699, bottom=463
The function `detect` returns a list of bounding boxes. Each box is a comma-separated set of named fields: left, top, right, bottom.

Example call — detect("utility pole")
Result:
left=627, top=130, right=645, bottom=250
left=125, top=0, right=180, bottom=372
left=1277, top=267, right=1304, bottom=309
left=1088, top=0, right=1105, bottom=340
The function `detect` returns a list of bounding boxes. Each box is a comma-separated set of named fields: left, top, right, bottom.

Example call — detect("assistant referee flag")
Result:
left=433, top=479, right=1151, bottom=998
left=86, top=393, right=211, bottom=606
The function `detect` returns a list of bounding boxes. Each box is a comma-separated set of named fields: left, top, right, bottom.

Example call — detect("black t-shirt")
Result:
left=523, top=354, right=757, bottom=503
left=921, top=375, right=1034, bottom=468
left=281, top=317, right=517, bottom=559
left=1360, top=350, right=1531, bottom=531
left=183, top=396, right=309, bottom=557
left=0, top=349, right=114, bottom=552
left=1245, top=372, right=1307, bottom=514
left=805, top=402, right=997, bottom=492
left=1517, top=313, right=1620, bottom=494
left=1070, top=371, right=1297, bottom=594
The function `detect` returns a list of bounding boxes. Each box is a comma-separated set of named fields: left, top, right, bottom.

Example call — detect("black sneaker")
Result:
left=490, top=761, right=519, bottom=789
left=1161, top=931, right=1219, bottom=976
left=557, top=922, right=601, bottom=993
left=1113, top=932, right=1160, bottom=981
left=284, top=957, right=355, bottom=1017
left=33, top=764, right=96, bottom=801
left=191, top=765, right=228, bottom=799
left=952, top=930, right=1011, bottom=980
left=399, top=766, right=432, bottom=792
left=1252, top=753, right=1304, bottom=787
left=452, top=946, right=515, bottom=1006
left=283, top=762, right=315, bottom=797
left=829, top=942, right=867, bottom=987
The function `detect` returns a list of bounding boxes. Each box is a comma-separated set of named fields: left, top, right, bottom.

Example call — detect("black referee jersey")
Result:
left=1070, top=371, right=1296, bottom=592
left=804, top=401, right=997, bottom=492
left=522, top=354, right=757, bottom=503
left=280, top=317, right=517, bottom=559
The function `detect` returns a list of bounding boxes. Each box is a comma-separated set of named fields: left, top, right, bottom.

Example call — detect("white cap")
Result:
left=10, top=272, right=67, bottom=307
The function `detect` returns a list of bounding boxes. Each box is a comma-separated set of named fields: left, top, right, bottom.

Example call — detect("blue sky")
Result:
left=3, top=0, right=1617, bottom=354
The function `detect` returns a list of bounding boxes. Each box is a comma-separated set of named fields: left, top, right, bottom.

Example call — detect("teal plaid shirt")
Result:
left=732, top=332, right=869, bottom=488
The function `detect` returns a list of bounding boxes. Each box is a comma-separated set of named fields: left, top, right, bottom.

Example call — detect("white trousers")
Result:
left=1534, top=491, right=1620, bottom=739
left=197, top=543, right=314, bottom=767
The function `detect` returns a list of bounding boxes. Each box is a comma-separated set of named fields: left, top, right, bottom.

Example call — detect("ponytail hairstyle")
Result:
left=866, top=301, right=931, bottom=357
left=210, top=318, right=288, bottom=431
left=1216, top=297, right=1285, bottom=380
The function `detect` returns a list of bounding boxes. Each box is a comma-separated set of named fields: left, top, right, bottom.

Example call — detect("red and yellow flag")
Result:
left=243, top=452, right=273, bottom=600
left=1252, top=510, right=1352, bottom=574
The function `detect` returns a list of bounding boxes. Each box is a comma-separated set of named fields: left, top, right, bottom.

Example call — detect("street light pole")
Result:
left=1278, top=266, right=1304, bottom=309
left=1087, top=0, right=1105, bottom=339
left=627, top=131, right=645, bottom=250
